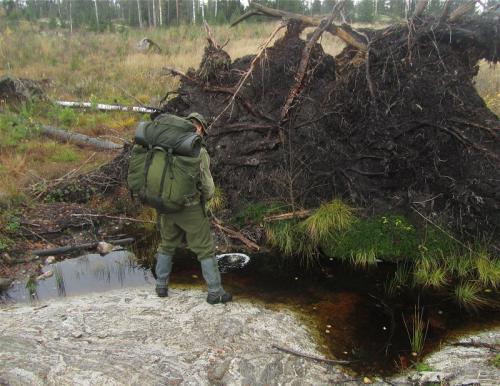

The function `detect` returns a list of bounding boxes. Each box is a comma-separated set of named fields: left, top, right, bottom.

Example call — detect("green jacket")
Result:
left=186, top=147, right=214, bottom=206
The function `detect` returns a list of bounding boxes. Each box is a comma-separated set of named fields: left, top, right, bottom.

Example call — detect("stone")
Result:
left=392, top=329, right=500, bottom=386
left=36, top=271, right=53, bottom=281
left=1, top=253, right=12, bottom=265
left=45, top=256, right=56, bottom=264
left=96, top=242, right=113, bottom=255
left=0, top=277, right=12, bottom=292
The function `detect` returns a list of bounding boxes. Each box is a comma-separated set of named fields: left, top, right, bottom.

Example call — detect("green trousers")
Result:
left=157, top=204, right=215, bottom=260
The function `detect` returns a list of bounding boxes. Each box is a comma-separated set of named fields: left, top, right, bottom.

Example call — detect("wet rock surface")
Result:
left=392, top=329, right=500, bottom=386
left=1, top=285, right=498, bottom=385
left=0, top=287, right=352, bottom=385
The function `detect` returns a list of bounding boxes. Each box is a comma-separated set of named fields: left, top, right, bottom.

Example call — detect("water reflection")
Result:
left=2, top=251, right=154, bottom=303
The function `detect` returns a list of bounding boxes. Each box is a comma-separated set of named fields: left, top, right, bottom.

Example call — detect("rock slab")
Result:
left=0, top=287, right=349, bottom=385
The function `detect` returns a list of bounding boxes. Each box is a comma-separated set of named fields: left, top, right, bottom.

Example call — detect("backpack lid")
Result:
left=134, top=114, right=202, bottom=155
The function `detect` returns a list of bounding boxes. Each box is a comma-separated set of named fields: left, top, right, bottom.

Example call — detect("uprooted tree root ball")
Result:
left=156, top=4, right=499, bottom=247
left=41, top=3, right=499, bottom=252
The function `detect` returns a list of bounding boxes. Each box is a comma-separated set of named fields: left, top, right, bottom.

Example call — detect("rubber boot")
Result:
left=200, top=257, right=232, bottom=304
left=155, top=253, right=173, bottom=297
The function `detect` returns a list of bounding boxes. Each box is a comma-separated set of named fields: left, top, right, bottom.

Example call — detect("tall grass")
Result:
left=403, top=303, right=429, bottom=358
left=0, top=22, right=280, bottom=105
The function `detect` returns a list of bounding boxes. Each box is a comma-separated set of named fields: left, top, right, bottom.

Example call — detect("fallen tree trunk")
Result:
left=40, top=125, right=123, bottom=150
left=55, top=101, right=157, bottom=114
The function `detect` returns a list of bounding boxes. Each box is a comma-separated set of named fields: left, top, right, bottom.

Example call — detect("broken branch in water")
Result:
left=55, top=101, right=158, bottom=113
left=31, top=238, right=135, bottom=257
left=271, top=344, right=352, bottom=364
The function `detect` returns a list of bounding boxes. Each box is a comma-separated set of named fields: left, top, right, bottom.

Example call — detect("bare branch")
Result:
left=236, top=2, right=368, bottom=52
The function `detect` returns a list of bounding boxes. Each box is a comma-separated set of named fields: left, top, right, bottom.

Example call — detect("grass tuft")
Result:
left=265, top=220, right=318, bottom=268
left=206, top=186, right=226, bottom=213
left=413, top=255, right=448, bottom=288
left=454, top=282, right=488, bottom=311
left=474, top=250, right=500, bottom=289
left=403, top=303, right=429, bottom=358
left=302, top=199, right=354, bottom=243
left=349, top=248, right=378, bottom=268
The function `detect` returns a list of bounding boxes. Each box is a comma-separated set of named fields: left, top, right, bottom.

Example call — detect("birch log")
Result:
left=55, top=101, right=157, bottom=113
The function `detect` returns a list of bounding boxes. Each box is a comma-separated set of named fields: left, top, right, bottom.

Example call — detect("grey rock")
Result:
left=0, top=287, right=344, bottom=385
left=392, top=329, right=500, bottom=386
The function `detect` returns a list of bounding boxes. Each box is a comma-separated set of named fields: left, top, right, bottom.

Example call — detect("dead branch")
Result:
left=211, top=216, right=260, bottom=251
left=203, top=21, right=229, bottom=49
left=281, top=1, right=344, bottom=123
left=232, top=2, right=368, bottom=53
left=263, top=209, right=313, bottom=223
left=271, top=344, right=352, bottom=365
left=55, top=101, right=157, bottom=113
left=71, top=213, right=155, bottom=224
left=162, top=66, right=198, bottom=82
left=31, top=238, right=135, bottom=257
left=40, top=125, right=123, bottom=150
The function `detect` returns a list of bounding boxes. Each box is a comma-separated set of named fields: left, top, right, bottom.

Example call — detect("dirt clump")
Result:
left=0, top=75, right=48, bottom=107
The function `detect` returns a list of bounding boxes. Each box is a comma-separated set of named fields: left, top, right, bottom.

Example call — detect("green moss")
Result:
left=321, top=215, right=419, bottom=264
left=490, top=354, right=500, bottom=369
left=414, top=362, right=434, bottom=372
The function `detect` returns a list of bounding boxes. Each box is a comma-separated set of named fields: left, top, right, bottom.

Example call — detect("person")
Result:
left=154, top=112, right=233, bottom=305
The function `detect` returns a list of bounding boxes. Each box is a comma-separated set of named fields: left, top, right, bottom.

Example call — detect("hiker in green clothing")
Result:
left=152, top=113, right=232, bottom=304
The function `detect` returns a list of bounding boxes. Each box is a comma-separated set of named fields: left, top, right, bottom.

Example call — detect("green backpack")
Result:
left=127, top=114, right=203, bottom=213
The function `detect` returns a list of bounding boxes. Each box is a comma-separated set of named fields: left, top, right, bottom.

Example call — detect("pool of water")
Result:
left=2, top=251, right=154, bottom=302
left=1, top=249, right=498, bottom=376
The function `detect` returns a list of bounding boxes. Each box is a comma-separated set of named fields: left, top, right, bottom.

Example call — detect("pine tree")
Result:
left=357, top=0, right=375, bottom=22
